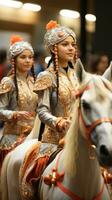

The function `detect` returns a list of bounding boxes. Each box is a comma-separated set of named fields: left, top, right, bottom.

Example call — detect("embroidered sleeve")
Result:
left=33, top=71, right=57, bottom=129
left=37, top=88, right=57, bottom=129
left=0, top=77, right=15, bottom=120
left=33, top=72, right=53, bottom=93
left=0, top=77, right=14, bottom=94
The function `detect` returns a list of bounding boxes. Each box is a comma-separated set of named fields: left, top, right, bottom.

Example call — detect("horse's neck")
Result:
left=75, top=132, right=102, bottom=198
left=59, top=132, right=103, bottom=199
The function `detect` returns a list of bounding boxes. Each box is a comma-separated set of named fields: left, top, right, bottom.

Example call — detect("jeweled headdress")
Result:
left=9, top=35, right=34, bottom=59
left=44, top=20, right=76, bottom=49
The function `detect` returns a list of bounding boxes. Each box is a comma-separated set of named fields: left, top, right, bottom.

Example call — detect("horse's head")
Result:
left=75, top=59, right=112, bottom=167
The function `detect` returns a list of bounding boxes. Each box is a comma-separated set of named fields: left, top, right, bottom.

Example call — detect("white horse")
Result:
left=1, top=59, right=112, bottom=200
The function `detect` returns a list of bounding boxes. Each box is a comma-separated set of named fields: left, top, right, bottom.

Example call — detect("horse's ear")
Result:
left=75, top=58, right=87, bottom=83
left=103, top=61, right=112, bottom=81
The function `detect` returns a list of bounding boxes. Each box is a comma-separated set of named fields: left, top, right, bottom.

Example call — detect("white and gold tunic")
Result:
left=34, top=64, right=79, bottom=145
left=0, top=74, right=38, bottom=147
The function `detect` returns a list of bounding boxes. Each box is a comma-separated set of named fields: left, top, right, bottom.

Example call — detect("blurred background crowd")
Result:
left=0, top=0, right=111, bottom=79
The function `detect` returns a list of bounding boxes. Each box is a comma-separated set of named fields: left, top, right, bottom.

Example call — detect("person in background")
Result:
left=90, top=53, right=110, bottom=75
left=0, top=49, right=8, bottom=81
left=0, top=35, right=38, bottom=168
left=34, top=49, right=46, bottom=75
left=0, top=49, right=8, bottom=129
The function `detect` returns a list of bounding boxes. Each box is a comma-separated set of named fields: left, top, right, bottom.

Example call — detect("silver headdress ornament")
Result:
left=8, top=35, right=34, bottom=59
left=44, top=20, right=76, bottom=49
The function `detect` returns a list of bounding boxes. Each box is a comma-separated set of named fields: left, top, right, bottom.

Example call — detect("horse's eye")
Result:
left=82, top=100, right=90, bottom=110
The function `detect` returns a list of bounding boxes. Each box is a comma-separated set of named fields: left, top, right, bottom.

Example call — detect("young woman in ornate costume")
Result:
left=0, top=35, right=38, bottom=167
left=34, top=20, right=79, bottom=145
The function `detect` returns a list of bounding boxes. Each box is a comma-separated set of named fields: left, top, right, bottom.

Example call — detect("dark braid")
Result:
left=13, top=60, right=19, bottom=103
left=52, top=52, right=59, bottom=104
left=46, top=51, right=59, bottom=105
left=47, top=54, right=53, bottom=68
left=68, top=61, right=74, bottom=69
left=31, top=65, right=36, bottom=82
left=56, top=69, right=59, bottom=104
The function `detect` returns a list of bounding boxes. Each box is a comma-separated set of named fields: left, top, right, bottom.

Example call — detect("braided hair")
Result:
left=46, top=51, right=59, bottom=104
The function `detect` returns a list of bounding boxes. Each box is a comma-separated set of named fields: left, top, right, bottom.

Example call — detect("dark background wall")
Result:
left=93, top=0, right=112, bottom=58
left=0, top=0, right=111, bottom=60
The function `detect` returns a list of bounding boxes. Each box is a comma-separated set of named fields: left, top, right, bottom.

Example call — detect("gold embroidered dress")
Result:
left=34, top=64, right=79, bottom=145
left=0, top=74, right=38, bottom=148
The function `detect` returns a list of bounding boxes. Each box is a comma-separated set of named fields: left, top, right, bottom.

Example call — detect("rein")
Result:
left=75, top=84, right=112, bottom=142
left=79, top=111, right=112, bottom=141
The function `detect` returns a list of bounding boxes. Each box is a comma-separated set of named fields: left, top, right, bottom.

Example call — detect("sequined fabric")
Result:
left=44, top=26, right=76, bottom=49
left=36, top=65, right=79, bottom=145
left=9, top=41, right=34, bottom=59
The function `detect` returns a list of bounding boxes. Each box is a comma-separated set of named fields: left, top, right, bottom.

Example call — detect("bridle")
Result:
left=75, top=85, right=112, bottom=143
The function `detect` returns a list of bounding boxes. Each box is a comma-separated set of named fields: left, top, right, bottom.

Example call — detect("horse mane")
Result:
left=63, top=98, right=79, bottom=176
left=63, top=75, right=90, bottom=176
